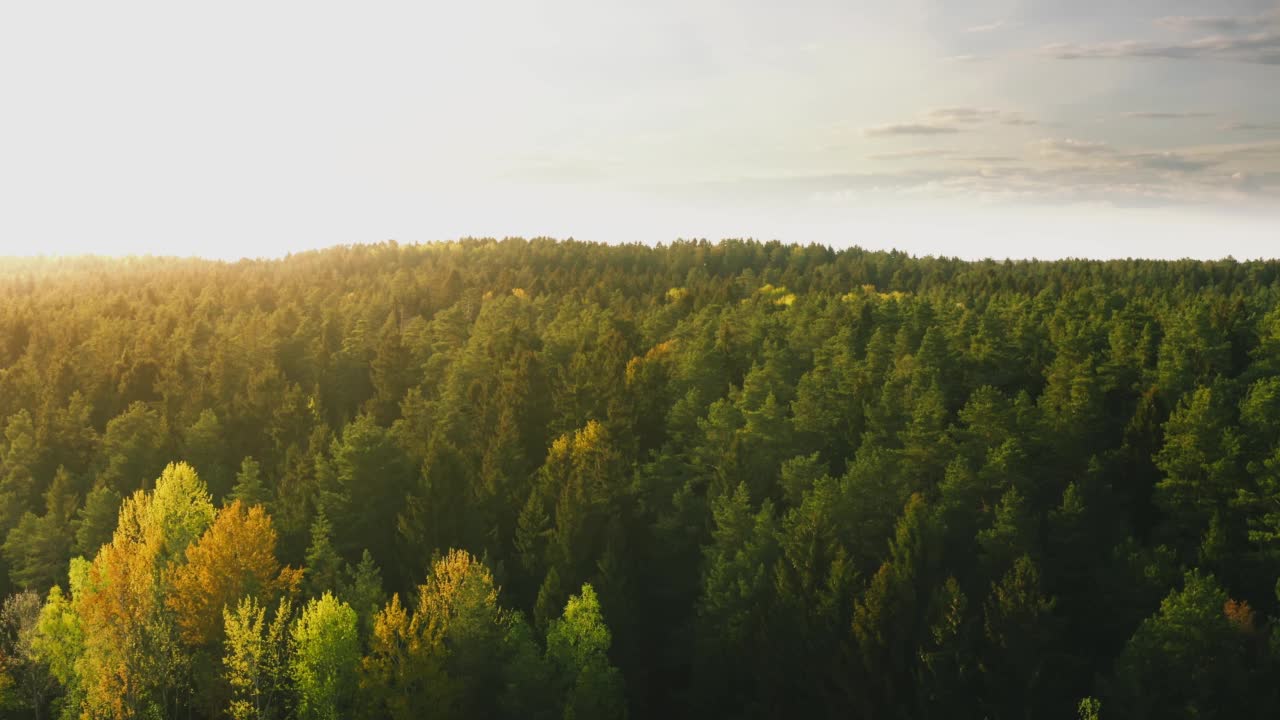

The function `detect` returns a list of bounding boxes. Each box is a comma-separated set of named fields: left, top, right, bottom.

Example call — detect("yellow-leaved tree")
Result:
left=75, top=461, right=215, bottom=719
left=169, top=499, right=302, bottom=714
left=169, top=500, right=302, bottom=646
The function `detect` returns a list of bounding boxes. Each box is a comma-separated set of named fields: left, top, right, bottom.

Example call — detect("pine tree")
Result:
left=304, top=513, right=347, bottom=599
left=228, top=457, right=270, bottom=510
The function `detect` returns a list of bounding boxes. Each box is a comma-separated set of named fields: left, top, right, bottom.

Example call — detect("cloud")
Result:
left=863, top=123, right=960, bottom=137
left=1125, top=152, right=1220, bottom=172
left=1221, top=121, right=1280, bottom=131
left=1045, top=11, right=1280, bottom=65
left=1038, top=138, right=1114, bottom=156
left=927, top=107, right=1036, bottom=126
left=964, top=21, right=1006, bottom=33
left=788, top=164, right=1270, bottom=209
left=1038, top=140, right=1221, bottom=173
left=868, top=149, right=954, bottom=160
left=945, top=54, right=990, bottom=62
left=1001, top=115, right=1039, bottom=126
left=1155, top=11, right=1280, bottom=34
left=864, top=108, right=1037, bottom=138
left=868, top=151, right=1025, bottom=164
left=1045, top=33, right=1280, bottom=64
left=704, top=137, right=1278, bottom=211
left=1122, top=111, right=1215, bottom=119
left=1156, top=15, right=1255, bottom=33
left=928, top=107, right=996, bottom=124
left=710, top=133, right=1280, bottom=211
left=1196, top=141, right=1280, bottom=163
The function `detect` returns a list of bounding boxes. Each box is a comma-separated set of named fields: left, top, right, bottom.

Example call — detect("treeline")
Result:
left=0, top=238, right=1279, bottom=718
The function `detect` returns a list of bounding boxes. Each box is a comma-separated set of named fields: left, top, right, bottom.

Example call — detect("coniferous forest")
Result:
left=1, top=238, right=1279, bottom=719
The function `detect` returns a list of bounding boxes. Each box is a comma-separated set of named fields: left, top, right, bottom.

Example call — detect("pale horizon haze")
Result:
left=2, top=1, right=1278, bottom=261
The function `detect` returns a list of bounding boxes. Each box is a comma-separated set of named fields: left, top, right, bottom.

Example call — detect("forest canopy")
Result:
left=0, top=238, right=1278, bottom=718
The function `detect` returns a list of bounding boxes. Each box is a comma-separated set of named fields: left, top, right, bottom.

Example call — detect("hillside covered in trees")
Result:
left=0, top=238, right=1278, bottom=718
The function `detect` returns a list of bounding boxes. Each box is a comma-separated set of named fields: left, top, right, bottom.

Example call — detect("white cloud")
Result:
left=1044, top=34, right=1280, bottom=64
left=1038, top=138, right=1114, bottom=156
left=1046, top=11, right=1280, bottom=65
left=1156, top=16, right=1255, bottom=33
left=1125, top=152, right=1220, bottom=172
left=1156, top=11, right=1280, bottom=34
left=863, top=123, right=961, bottom=137
left=964, top=21, right=1007, bottom=34
left=868, top=149, right=955, bottom=160
left=1122, top=111, right=1215, bottom=119
left=929, top=107, right=997, bottom=124
left=1221, top=121, right=1280, bottom=131
left=928, top=107, right=1036, bottom=126
left=865, top=108, right=1038, bottom=139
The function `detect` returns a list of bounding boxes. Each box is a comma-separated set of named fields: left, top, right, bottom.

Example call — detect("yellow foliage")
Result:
left=168, top=501, right=301, bottom=648
left=360, top=549, right=501, bottom=716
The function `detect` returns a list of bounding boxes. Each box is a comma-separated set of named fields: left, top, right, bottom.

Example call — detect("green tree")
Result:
left=0, top=410, right=40, bottom=532
left=31, top=581, right=85, bottom=720
left=223, top=597, right=293, bottom=720
left=694, top=483, right=778, bottom=715
left=72, top=484, right=120, bottom=558
left=228, top=456, right=270, bottom=509
left=304, top=513, right=346, bottom=598
left=851, top=494, right=938, bottom=718
left=98, top=402, right=166, bottom=494
left=1154, top=386, right=1241, bottom=557
left=981, top=555, right=1056, bottom=719
left=360, top=549, right=535, bottom=720
left=546, top=584, right=626, bottom=720
left=290, top=593, right=359, bottom=720
left=340, top=550, right=385, bottom=642
left=4, top=467, right=77, bottom=592
left=1109, top=571, right=1255, bottom=719
left=182, top=409, right=233, bottom=501
left=327, top=415, right=412, bottom=566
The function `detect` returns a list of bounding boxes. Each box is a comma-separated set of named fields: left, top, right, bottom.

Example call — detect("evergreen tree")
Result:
left=304, top=513, right=346, bottom=599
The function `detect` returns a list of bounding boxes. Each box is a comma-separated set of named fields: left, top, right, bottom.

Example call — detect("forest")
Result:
left=0, top=238, right=1277, bottom=718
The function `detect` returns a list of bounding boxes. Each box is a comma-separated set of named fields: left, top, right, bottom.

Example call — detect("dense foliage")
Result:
left=0, top=238, right=1278, bottom=718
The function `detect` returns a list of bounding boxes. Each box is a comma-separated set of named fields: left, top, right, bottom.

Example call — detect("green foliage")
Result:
left=223, top=597, right=292, bottom=720
left=1110, top=571, right=1256, bottom=719
left=73, top=484, right=121, bottom=558
left=546, top=584, right=626, bottom=720
left=341, top=550, right=385, bottom=642
left=31, top=584, right=83, bottom=706
left=183, top=409, right=233, bottom=501
left=3, top=466, right=77, bottom=592
left=98, top=402, right=166, bottom=493
left=149, top=461, right=216, bottom=564
left=228, top=456, right=270, bottom=509
left=5, top=240, right=1280, bottom=718
left=290, top=593, right=359, bottom=720
left=304, top=513, right=345, bottom=599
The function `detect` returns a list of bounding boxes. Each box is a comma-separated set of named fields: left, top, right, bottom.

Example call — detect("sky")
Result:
left=1, top=0, right=1278, bottom=261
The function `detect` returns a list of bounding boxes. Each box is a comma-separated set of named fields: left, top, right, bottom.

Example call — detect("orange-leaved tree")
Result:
left=169, top=500, right=302, bottom=648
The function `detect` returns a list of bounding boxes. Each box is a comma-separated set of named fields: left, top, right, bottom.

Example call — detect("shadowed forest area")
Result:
left=0, top=238, right=1278, bottom=718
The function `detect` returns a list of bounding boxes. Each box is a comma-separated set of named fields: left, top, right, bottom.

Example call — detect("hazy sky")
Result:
left=2, top=1, right=1278, bottom=260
